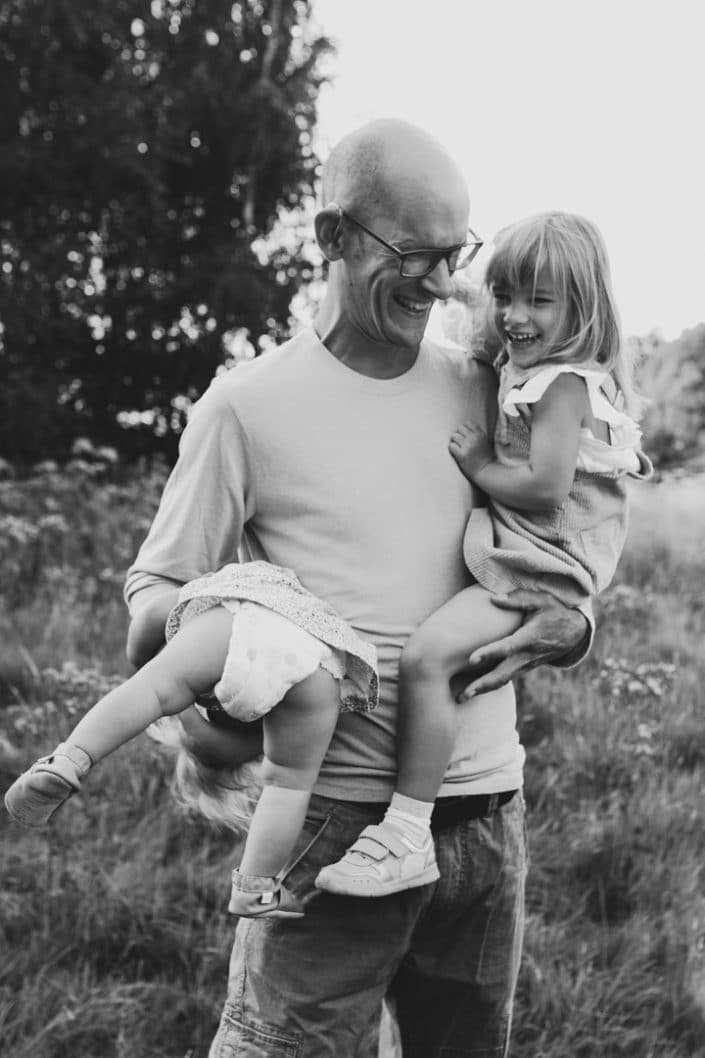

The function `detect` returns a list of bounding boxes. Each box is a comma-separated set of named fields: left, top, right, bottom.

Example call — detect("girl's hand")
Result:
left=449, top=422, right=494, bottom=478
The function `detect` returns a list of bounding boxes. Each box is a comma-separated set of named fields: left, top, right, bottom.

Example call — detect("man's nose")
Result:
left=420, top=258, right=454, bottom=301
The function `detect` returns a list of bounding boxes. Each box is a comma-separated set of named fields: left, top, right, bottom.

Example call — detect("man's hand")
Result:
left=461, top=589, right=591, bottom=698
left=180, top=706, right=263, bottom=768
left=449, top=422, right=494, bottom=479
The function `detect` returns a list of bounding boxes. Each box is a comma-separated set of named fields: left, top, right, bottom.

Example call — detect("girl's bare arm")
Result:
left=450, top=372, right=588, bottom=510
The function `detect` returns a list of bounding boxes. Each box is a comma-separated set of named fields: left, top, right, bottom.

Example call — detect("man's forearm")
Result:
left=125, top=583, right=181, bottom=668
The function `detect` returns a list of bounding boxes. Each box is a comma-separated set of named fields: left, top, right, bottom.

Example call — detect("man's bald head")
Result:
left=314, top=120, right=472, bottom=357
left=321, top=118, right=468, bottom=222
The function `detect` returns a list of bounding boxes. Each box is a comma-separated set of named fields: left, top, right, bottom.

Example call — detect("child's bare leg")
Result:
left=5, top=607, right=235, bottom=826
left=70, top=606, right=234, bottom=761
left=237, top=666, right=340, bottom=878
left=229, top=666, right=340, bottom=918
left=315, top=585, right=521, bottom=898
left=397, top=584, right=522, bottom=802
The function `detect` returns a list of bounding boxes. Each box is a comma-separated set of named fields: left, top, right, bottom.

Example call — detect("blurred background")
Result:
left=1, top=2, right=704, bottom=1056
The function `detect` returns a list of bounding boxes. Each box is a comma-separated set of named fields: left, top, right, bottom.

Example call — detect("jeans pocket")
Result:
left=210, top=1001, right=302, bottom=1058
left=279, top=806, right=336, bottom=898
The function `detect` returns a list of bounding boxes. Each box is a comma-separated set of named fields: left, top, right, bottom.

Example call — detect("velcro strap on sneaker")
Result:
left=348, top=823, right=411, bottom=861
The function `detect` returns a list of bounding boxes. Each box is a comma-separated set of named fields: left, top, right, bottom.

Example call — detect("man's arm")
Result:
left=125, top=584, right=181, bottom=668
left=462, top=590, right=593, bottom=697
left=124, top=377, right=253, bottom=666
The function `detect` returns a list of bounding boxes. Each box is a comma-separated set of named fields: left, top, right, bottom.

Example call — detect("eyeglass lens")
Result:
left=400, top=244, right=477, bottom=278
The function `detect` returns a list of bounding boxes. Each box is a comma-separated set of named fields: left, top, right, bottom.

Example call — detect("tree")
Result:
left=0, top=0, right=333, bottom=463
left=639, top=325, right=705, bottom=467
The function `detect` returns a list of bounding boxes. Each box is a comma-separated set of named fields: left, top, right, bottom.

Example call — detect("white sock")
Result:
left=384, top=792, right=433, bottom=847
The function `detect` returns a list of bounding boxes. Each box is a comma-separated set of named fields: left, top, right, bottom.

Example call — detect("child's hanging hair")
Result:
left=482, top=211, right=643, bottom=418
left=147, top=715, right=261, bottom=832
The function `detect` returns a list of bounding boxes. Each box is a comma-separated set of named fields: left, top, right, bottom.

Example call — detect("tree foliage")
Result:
left=0, top=0, right=332, bottom=463
left=638, top=325, right=705, bottom=468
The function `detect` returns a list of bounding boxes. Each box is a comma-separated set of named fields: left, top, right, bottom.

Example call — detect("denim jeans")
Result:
left=208, top=791, right=528, bottom=1058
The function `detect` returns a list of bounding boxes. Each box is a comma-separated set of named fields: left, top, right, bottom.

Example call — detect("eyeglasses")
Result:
left=333, top=204, right=483, bottom=279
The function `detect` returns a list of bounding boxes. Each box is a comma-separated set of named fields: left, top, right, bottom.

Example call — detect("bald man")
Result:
left=125, top=119, right=590, bottom=1058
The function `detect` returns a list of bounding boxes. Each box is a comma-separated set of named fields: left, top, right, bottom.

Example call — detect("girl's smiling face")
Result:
left=491, top=270, right=572, bottom=368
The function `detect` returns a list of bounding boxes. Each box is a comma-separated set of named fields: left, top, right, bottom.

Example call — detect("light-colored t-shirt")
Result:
left=125, top=327, right=525, bottom=799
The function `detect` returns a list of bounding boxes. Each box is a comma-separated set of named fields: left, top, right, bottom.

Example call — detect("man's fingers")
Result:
left=462, top=653, right=532, bottom=698
left=468, top=633, right=519, bottom=669
left=467, top=620, right=548, bottom=676
left=489, top=590, right=551, bottom=614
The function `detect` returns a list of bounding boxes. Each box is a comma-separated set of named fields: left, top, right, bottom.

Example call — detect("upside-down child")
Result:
left=315, top=211, right=652, bottom=897
left=5, top=562, right=378, bottom=918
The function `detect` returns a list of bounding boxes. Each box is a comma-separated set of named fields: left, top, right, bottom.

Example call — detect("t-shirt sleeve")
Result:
left=124, top=376, right=253, bottom=608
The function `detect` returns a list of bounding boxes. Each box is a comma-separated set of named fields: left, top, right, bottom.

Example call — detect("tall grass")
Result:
left=2, top=465, right=704, bottom=1057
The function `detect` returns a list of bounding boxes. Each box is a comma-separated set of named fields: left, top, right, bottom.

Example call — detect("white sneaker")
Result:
left=315, top=820, right=439, bottom=897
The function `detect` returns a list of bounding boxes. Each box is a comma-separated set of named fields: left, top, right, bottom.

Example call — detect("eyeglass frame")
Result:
left=331, top=203, right=483, bottom=279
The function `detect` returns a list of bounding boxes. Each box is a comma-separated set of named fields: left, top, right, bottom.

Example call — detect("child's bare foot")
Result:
left=4, top=744, right=91, bottom=827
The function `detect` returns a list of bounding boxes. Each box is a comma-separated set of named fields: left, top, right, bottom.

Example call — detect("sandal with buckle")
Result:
left=228, top=869, right=305, bottom=919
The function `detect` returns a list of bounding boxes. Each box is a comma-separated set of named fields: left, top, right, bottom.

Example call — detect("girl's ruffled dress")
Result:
left=166, top=561, right=378, bottom=722
left=463, top=361, right=653, bottom=606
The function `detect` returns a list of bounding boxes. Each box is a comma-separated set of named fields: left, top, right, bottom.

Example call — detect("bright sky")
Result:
left=311, top=0, right=705, bottom=340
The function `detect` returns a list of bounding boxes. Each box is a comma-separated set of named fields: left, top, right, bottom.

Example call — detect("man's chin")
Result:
left=385, top=315, right=428, bottom=349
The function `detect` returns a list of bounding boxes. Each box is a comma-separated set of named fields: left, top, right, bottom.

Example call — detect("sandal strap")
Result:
left=32, top=745, right=91, bottom=791
left=231, top=868, right=279, bottom=893
left=229, top=871, right=304, bottom=918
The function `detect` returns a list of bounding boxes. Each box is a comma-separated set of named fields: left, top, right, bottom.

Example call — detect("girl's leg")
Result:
left=5, top=607, right=238, bottom=826
left=70, top=605, right=234, bottom=761
left=396, top=584, right=522, bottom=802
left=236, top=666, right=340, bottom=880
left=315, top=585, right=521, bottom=898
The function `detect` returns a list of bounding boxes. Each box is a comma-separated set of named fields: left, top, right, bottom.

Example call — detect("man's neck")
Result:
left=313, top=311, right=420, bottom=380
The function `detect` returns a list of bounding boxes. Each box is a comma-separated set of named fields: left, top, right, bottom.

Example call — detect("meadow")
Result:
left=1, top=458, right=704, bottom=1058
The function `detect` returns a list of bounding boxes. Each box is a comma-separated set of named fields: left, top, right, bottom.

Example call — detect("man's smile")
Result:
left=394, top=294, right=432, bottom=316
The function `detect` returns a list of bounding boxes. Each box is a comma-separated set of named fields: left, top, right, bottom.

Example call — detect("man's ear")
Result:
left=315, top=203, right=345, bottom=262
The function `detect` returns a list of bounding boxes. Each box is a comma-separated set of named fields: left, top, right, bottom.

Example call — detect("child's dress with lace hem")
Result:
left=166, top=561, right=378, bottom=722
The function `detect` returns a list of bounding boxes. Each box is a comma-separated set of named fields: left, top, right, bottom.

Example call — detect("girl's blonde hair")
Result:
left=146, top=715, right=261, bottom=833
left=484, top=211, right=641, bottom=415
left=172, top=748, right=261, bottom=833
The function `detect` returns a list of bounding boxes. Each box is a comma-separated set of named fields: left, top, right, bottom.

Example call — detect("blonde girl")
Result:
left=317, top=212, right=652, bottom=897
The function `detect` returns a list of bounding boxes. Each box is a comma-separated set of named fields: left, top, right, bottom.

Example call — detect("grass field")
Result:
left=1, top=462, right=704, bottom=1057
